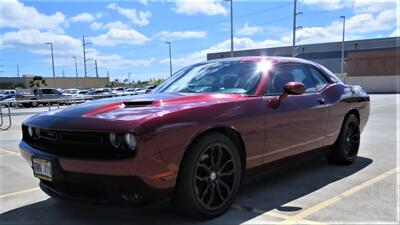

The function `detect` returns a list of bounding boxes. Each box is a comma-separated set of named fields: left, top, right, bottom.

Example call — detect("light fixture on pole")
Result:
left=225, top=0, right=234, bottom=57
left=165, top=41, right=173, bottom=76
left=340, top=16, right=346, bottom=76
left=44, top=42, right=56, bottom=87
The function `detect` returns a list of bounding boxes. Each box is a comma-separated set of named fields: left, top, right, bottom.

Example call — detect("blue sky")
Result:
left=0, top=0, right=398, bottom=82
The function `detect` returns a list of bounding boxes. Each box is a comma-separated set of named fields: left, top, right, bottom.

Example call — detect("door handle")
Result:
left=318, top=98, right=326, bottom=104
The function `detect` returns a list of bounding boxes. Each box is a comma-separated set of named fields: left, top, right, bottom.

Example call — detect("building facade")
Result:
left=207, top=37, right=399, bottom=75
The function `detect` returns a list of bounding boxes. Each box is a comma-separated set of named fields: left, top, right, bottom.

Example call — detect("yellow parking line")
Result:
left=233, top=204, right=329, bottom=225
left=0, top=187, right=40, bottom=199
left=0, top=148, right=20, bottom=156
left=276, top=166, right=400, bottom=225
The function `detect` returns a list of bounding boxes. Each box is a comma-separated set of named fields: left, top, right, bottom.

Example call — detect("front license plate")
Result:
left=32, top=157, right=52, bottom=182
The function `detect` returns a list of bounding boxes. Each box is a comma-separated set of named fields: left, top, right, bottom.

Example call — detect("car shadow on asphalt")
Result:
left=0, top=156, right=372, bottom=225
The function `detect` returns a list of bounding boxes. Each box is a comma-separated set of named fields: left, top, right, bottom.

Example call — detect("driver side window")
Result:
left=267, top=64, right=317, bottom=94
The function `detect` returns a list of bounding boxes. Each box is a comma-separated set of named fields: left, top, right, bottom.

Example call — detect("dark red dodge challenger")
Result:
left=20, top=57, right=369, bottom=218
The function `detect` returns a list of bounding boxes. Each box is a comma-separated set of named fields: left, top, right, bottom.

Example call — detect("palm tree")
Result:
left=29, top=76, right=47, bottom=88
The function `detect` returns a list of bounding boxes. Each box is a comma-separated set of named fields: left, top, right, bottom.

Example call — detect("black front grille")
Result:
left=42, top=180, right=108, bottom=201
left=22, top=126, right=134, bottom=159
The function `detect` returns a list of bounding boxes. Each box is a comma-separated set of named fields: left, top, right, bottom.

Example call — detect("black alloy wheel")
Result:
left=194, top=143, right=238, bottom=211
left=343, top=119, right=360, bottom=160
left=174, top=132, right=242, bottom=218
left=328, top=114, right=360, bottom=164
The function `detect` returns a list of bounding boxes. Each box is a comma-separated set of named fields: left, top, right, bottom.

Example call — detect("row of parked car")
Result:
left=0, top=85, right=157, bottom=108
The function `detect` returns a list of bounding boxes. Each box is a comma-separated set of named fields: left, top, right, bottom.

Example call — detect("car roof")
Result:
left=206, top=56, right=319, bottom=67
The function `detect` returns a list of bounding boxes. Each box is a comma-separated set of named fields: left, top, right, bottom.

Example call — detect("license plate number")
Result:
left=32, top=157, right=52, bottom=181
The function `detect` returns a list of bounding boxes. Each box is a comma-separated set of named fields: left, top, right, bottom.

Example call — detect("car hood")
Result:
left=23, top=93, right=245, bottom=132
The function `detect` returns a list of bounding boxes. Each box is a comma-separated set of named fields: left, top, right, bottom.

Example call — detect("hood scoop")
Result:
left=123, top=101, right=154, bottom=108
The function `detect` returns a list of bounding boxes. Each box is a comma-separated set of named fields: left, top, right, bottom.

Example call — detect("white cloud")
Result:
left=390, top=28, right=400, bottom=37
left=0, top=0, right=65, bottom=32
left=93, top=53, right=155, bottom=69
left=107, top=3, right=151, bottom=26
left=0, top=29, right=154, bottom=69
left=0, top=29, right=81, bottom=57
left=281, top=8, right=397, bottom=45
left=154, top=30, right=207, bottom=41
left=237, top=23, right=263, bottom=36
left=344, top=10, right=396, bottom=33
left=89, top=21, right=129, bottom=31
left=139, top=0, right=148, bottom=6
left=70, top=13, right=95, bottom=23
left=300, top=0, right=344, bottom=10
left=90, top=22, right=104, bottom=30
left=300, top=0, right=397, bottom=12
left=89, top=28, right=150, bottom=46
left=161, top=37, right=285, bottom=67
left=173, top=0, right=227, bottom=16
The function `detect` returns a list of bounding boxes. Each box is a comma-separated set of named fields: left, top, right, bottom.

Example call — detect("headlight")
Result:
left=109, top=133, right=121, bottom=148
left=124, top=133, right=137, bottom=150
left=28, top=126, right=34, bottom=137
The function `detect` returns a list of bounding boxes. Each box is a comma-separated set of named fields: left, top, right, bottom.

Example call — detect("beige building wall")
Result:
left=344, top=75, right=400, bottom=93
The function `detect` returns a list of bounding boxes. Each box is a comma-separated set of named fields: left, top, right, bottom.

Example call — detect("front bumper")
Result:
left=19, top=141, right=174, bottom=203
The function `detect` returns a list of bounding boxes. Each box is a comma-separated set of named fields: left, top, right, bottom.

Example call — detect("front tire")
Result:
left=174, top=132, right=242, bottom=218
left=327, top=114, right=360, bottom=164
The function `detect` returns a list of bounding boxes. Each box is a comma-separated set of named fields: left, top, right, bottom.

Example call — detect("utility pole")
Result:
left=107, top=70, right=110, bottom=77
left=128, top=72, right=131, bottom=84
left=45, top=42, right=56, bottom=87
left=292, top=0, right=302, bottom=57
left=340, top=16, right=346, bottom=75
left=62, top=69, right=65, bottom=78
left=225, top=0, right=234, bottom=57
left=82, top=35, right=92, bottom=78
left=165, top=41, right=173, bottom=76
left=17, top=64, right=20, bottom=77
left=95, top=60, right=99, bottom=78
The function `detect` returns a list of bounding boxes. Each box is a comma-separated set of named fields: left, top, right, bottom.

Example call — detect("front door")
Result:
left=263, top=63, right=329, bottom=164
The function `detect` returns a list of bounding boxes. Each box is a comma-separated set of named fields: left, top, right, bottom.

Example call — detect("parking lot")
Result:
left=0, top=94, right=398, bottom=225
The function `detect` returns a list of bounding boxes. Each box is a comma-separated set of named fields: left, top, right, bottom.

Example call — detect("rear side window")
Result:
left=42, top=89, right=52, bottom=94
left=308, top=67, right=329, bottom=91
left=267, top=64, right=317, bottom=94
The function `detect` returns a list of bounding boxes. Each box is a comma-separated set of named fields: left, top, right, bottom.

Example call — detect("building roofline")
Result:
left=207, top=36, right=399, bottom=56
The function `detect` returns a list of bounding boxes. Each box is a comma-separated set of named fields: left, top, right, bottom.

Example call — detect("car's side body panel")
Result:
left=262, top=92, right=329, bottom=164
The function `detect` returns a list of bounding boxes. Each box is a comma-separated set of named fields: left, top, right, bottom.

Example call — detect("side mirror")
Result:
left=284, top=82, right=305, bottom=95
left=268, top=82, right=305, bottom=108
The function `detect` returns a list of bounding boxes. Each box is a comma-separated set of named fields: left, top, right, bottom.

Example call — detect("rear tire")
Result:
left=174, top=132, right=242, bottom=218
left=30, top=99, right=39, bottom=107
left=327, top=114, right=360, bottom=164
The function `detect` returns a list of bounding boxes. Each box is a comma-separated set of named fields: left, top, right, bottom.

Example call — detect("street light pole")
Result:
left=165, top=41, right=173, bottom=76
left=72, top=56, right=78, bottom=78
left=292, top=0, right=297, bottom=57
left=45, top=42, right=56, bottom=87
left=340, top=16, right=346, bottom=76
left=226, top=0, right=234, bottom=57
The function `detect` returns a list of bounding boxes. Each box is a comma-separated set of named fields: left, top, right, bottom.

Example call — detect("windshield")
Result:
left=154, top=61, right=264, bottom=94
